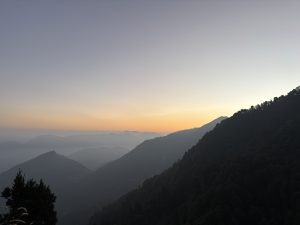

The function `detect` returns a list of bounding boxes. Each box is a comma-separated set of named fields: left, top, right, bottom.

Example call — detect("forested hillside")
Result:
left=90, top=87, right=300, bottom=225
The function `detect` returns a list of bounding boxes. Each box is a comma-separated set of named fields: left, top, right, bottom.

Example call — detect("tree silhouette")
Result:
left=0, top=171, right=57, bottom=225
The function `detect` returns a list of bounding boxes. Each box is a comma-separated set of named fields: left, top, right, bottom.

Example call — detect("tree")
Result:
left=0, top=171, right=57, bottom=225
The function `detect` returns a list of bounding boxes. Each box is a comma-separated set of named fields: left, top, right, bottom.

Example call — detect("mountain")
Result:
left=0, top=131, right=160, bottom=173
left=0, top=151, right=91, bottom=216
left=89, top=87, right=300, bottom=225
left=68, top=146, right=129, bottom=170
left=60, top=117, right=225, bottom=225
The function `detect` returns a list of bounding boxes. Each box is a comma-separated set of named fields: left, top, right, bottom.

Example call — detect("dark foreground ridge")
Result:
left=90, top=87, right=300, bottom=225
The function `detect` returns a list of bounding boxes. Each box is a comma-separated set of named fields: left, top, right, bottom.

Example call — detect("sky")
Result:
left=0, top=0, right=299, bottom=132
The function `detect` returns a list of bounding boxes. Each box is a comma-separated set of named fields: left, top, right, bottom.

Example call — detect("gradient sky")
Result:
left=0, top=1, right=299, bottom=132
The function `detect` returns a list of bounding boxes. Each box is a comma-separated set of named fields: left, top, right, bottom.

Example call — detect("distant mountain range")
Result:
left=0, top=131, right=160, bottom=173
left=0, top=116, right=226, bottom=225
left=68, top=146, right=129, bottom=170
left=89, top=87, right=300, bottom=225
left=59, top=117, right=225, bottom=225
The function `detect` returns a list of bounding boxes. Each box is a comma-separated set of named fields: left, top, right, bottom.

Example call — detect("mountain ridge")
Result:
left=89, top=87, right=300, bottom=225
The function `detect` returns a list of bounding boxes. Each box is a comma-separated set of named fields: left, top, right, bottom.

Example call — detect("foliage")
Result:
left=0, top=171, right=57, bottom=225
left=89, top=86, right=300, bottom=225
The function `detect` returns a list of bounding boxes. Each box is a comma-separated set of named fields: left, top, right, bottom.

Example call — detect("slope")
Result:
left=61, top=117, right=225, bottom=224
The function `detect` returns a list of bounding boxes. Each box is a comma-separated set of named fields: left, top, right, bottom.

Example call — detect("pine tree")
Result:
left=0, top=171, right=57, bottom=225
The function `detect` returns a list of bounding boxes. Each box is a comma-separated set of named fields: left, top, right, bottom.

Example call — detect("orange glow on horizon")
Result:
left=0, top=110, right=230, bottom=133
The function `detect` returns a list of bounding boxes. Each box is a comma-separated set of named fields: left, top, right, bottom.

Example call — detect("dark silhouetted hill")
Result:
left=89, top=87, right=300, bottom=225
